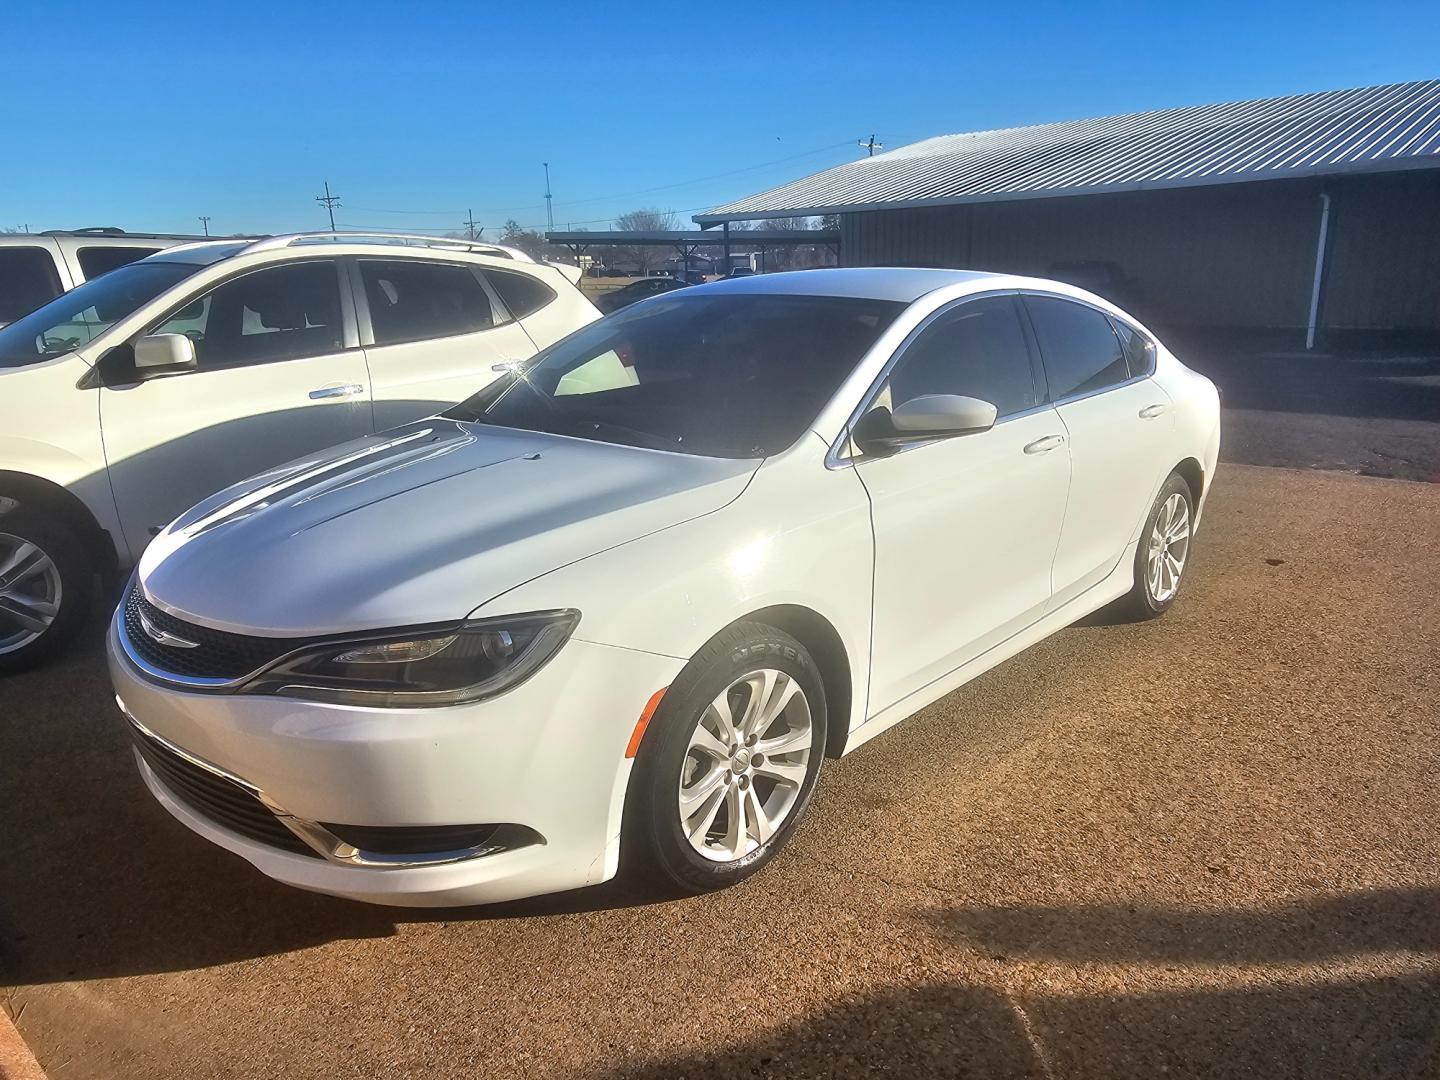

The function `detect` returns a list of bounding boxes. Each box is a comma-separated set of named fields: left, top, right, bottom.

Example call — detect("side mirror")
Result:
left=852, top=394, right=998, bottom=456
left=133, top=333, right=197, bottom=376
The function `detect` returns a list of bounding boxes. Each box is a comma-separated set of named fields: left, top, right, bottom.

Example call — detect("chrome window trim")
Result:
left=119, top=701, right=517, bottom=869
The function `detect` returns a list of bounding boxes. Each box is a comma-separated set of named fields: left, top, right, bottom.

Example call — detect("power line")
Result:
left=315, top=181, right=341, bottom=231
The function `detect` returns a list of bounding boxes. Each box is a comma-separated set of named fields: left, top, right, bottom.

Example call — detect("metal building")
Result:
left=696, top=81, right=1440, bottom=347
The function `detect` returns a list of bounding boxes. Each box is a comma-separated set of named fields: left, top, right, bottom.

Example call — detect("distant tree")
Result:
left=817, top=213, right=841, bottom=231
left=497, top=219, right=550, bottom=261
left=612, top=207, right=676, bottom=274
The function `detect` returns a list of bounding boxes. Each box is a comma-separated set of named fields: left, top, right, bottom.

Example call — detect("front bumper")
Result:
left=108, top=618, right=683, bottom=907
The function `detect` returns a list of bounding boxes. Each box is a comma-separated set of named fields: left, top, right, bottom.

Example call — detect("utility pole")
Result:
left=858, top=134, right=883, bottom=157
left=462, top=209, right=483, bottom=240
left=198, top=215, right=211, bottom=236
left=543, top=162, right=554, bottom=231
left=315, top=181, right=341, bottom=231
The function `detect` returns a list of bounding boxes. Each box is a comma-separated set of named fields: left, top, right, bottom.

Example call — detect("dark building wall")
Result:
left=839, top=171, right=1440, bottom=336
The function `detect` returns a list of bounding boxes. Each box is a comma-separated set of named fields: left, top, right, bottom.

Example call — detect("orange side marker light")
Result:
left=625, top=687, right=668, bottom=758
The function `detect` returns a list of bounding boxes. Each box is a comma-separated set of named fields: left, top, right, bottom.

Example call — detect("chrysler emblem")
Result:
left=137, top=608, right=200, bottom=649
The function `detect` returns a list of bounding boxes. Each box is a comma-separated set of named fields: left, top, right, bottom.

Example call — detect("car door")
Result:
left=353, top=258, right=541, bottom=430
left=1021, top=293, right=1176, bottom=608
left=854, top=294, right=1071, bottom=714
left=100, top=258, right=374, bottom=560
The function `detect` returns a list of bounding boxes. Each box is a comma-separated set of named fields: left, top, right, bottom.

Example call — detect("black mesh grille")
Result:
left=122, top=587, right=302, bottom=681
left=131, top=725, right=320, bottom=859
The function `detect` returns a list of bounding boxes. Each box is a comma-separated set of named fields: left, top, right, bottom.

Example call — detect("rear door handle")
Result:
left=308, top=383, right=364, bottom=401
left=1023, top=434, right=1066, bottom=455
left=1139, top=403, right=1169, bottom=419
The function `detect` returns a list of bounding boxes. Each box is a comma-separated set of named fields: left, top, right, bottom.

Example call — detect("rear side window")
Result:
left=361, top=261, right=494, bottom=345
left=1110, top=318, right=1156, bottom=378
left=1024, top=296, right=1129, bottom=399
left=484, top=268, right=555, bottom=320
left=885, top=296, right=1038, bottom=417
left=77, top=246, right=160, bottom=281
left=0, top=247, right=63, bottom=323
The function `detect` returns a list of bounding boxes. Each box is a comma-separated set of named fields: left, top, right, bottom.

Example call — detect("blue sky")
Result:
left=3, top=0, right=1436, bottom=237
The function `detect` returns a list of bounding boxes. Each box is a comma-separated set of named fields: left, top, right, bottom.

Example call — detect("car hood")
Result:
left=138, top=419, right=758, bottom=636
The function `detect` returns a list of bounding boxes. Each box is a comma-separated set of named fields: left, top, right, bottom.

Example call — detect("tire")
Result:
left=624, top=621, right=828, bottom=895
left=0, top=503, right=94, bottom=675
left=1115, top=472, right=1195, bottom=621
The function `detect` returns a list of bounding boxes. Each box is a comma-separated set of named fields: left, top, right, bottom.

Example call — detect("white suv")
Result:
left=0, top=233, right=599, bottom=671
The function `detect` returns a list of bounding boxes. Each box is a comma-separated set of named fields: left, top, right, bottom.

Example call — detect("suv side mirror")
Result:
left=133, top=333, right=197, bottom=376
left=852, top=394, right=998, bottom=456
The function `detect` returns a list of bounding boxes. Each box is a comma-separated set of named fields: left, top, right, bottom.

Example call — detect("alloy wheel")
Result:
left=0, top=532, right=63, bottom=655
left=677, top=668, right=813, bottom=863
left=1146, top=493, right=1191, bottom=603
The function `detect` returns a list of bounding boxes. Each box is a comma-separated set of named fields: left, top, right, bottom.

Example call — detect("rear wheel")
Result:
left=625, top=622, right=827, bottom=894
left=0, top=505, right=94, bottom=674
left=1116, top=472, right=1194, bottom=621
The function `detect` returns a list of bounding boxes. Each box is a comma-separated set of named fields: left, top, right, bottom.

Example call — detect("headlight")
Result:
left=243, top=610, right=580, bottom=707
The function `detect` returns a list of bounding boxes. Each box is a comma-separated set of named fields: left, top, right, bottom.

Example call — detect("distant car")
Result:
left=109, top=267, right=1220, bottom=907
left=0, top=232, right=599, bottom=672
left=726, top=267, right=757, bottom=278
left=1046, top=260, right=1139, bottom=309
left=594, top=275, right=691, bottom=313
left=0, top=229, right=202, bottom=327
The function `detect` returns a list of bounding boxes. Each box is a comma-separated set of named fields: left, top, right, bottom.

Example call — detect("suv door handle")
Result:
left=1023, top=434, right=1066, bottom=455
left=309, top=383, right=364, bottom=401
left=1139, top=403, right=1169, bottom=419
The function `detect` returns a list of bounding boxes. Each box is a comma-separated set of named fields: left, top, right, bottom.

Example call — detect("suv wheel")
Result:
left=0, top=505, right=93, bottom=674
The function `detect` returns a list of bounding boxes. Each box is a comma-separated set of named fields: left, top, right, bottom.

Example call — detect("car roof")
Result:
left=695, top=266, right=1002, bottom=302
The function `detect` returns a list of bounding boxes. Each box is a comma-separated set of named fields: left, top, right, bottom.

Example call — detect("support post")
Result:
left=1305, top=192, right=1333, bottom=352
left=722, top=222, right=731, bottom=276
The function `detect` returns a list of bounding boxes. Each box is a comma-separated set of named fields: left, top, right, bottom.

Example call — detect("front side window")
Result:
left=448, top=293, right=904, bottom=458
left=484, top=268, right=554, bottom=320
left=0, top=260, right=199, bottom=367
left=77, top=246, right=161, bottom=281
left=0, top=247, right=63, bottom=324
left=150, top=260, right=343, bottom=369
left=882, top=296, right=1038, bottom=418
left=1024, top=295, right=1129, bottom=400
left=361, top=260, right=494, bottom=345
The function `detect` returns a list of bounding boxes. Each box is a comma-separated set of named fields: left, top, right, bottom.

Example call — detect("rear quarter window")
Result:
left=0, top=247, right=63, bottom=323
left=484, top=268, right=555, bottom=320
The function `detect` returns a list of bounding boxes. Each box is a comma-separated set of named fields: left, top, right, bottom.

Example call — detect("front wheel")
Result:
left=0, top=505, right=94, bottom=675
left=624, top=622, right=827, bottom=895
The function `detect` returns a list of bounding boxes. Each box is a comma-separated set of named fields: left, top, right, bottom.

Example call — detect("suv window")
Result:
left=1024, top=295, right=1129, bottom=399
left=77, top=246, right=161, bottom=281
left=1110, top=318, right=1156, bottom=378
left=151, top=260, right=344, bottom=369
left=0, top=247, right=63, bottom=323
left=361, top=261, right=494, bottom=345
left=883, top=296, right=1038, bottom=417
left=484, top=268, right=554, bottom=320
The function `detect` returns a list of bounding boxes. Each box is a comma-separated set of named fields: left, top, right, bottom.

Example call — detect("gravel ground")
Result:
left=2, top=463, right=1438, bottom=1079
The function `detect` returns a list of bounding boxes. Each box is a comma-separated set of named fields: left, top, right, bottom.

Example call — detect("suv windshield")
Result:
left=0, top=261, right=201, bottom=368
left=448, top=293, right=903, bottom=458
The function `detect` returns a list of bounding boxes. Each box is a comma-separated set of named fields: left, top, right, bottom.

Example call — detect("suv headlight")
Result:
left=243, top=610, right=580, bottom=707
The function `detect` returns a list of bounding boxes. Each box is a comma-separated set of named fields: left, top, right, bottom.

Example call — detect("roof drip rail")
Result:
left=240, top=231, right=532, bottom=262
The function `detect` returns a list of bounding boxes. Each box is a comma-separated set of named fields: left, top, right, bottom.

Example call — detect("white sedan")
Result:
left=109, top=268, right=1220, bottom=906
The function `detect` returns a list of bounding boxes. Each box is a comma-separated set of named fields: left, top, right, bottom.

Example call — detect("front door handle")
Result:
left=1023, top=434, right=1066, bottom=455
left=308, top=383, right=364, bottom=401
left=1139, top=403, right=1169, bottom=419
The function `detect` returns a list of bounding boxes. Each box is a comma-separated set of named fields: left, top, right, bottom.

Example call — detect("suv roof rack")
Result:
left=241, top=231, right=533, bottom=262
left=34, top=227, right=262, bottom=241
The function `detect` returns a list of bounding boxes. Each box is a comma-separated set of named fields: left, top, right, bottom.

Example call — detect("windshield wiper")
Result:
left=568, top=417, right=682, bottom=453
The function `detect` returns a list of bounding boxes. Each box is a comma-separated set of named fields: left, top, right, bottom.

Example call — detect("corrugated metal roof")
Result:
left=695, top=80, right=1440, bottom=223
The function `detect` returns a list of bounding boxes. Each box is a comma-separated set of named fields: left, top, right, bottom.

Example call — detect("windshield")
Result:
left=0, top=261, right=201, bottom=368
left=447, top=292, right=904, bottom=458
